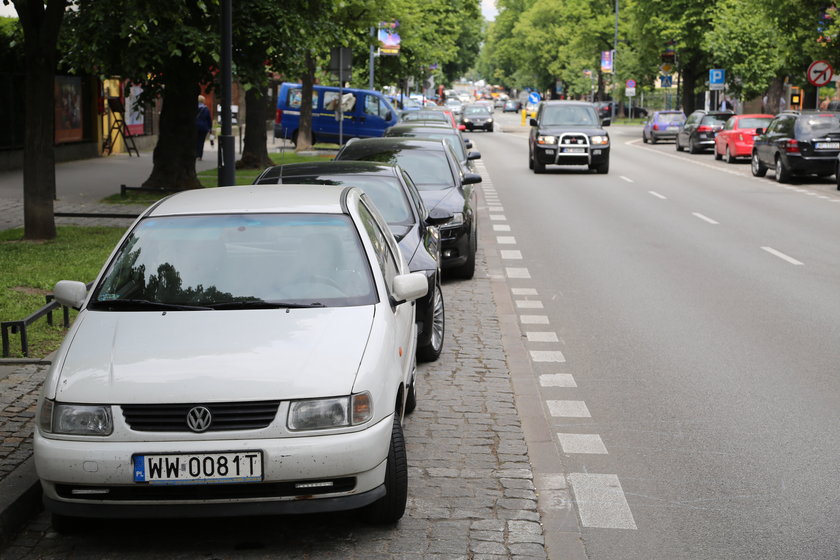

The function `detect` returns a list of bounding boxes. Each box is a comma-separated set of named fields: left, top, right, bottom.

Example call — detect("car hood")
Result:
left=53, top=307, right=374, bottom=404
left=390, top=224, right=411, bottom=243
left=537, top=125, right=607, bottom=137
left=418, top=188, right=463, bottom=214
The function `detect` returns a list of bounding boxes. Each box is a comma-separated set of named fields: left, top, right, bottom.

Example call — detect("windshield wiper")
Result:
left=206, top=300, right=325, bottom=310
left=92, top=299, right=213, bottom=311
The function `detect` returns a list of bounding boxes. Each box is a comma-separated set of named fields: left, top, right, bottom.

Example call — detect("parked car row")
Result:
left=36, top=100, right=485, bottom=533
left=646, top=108, right=840, bottom=187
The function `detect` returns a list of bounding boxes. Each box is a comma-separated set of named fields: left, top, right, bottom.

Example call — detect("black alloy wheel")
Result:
left=417, top=283, right=445, bottom=362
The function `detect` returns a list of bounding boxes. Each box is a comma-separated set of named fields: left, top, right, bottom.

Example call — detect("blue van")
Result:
left=274, top=83, right=399, bottom=145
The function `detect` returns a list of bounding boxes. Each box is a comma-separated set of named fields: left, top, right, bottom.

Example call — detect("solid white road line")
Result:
left=539, top=374, right=577, bottom=387
left=526, top=332, right=559, bottom=342
left=761, top=246, right=804, bottom=266
left=692, top=212, right=719, bottom=225
left=648, top=190, right=667, bottom=200
left=547, top=400, right=591, bottom=417
left=558, top=433, right=608, bottom=454
left=530, top=350, right=566, bottom=363
left=569, top=473, right=637, bottom=530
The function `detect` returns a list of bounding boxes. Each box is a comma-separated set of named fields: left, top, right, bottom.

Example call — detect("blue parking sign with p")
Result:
left=710, top=69, right=725, bottom=85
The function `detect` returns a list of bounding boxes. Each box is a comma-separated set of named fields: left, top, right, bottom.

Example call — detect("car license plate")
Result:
left=563, top=148, right=586, bottom=153
left=134, top=451, right=263, bottom=484
left=545, top=149, right=555, bottom=155
left=668, top=126, right=680, bottom=130
left=815, top=142, right=840, bottom=149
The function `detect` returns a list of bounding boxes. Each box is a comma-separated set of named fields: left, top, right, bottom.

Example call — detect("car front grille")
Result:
left=559, top=134, right=589, bottom=146
left=121, top=401, right=281, bottom=432
left=55, top=478, right=356, bottom=501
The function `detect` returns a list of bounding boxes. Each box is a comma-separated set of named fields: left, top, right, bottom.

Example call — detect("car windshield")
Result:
left=656, top=113, right=684, bottom=124
left=347, top=149, right=455, bottom=190
left=797, top=114, right=840, bottom=136
left=464, top=106, right=491, bottom=116
left=738, top=117, right=772, bottom=129
left=540, top=105, right=599, bottom=126
left=90, top=214, right=377, bottom=310
left=285, top=175, right=414, bottom=226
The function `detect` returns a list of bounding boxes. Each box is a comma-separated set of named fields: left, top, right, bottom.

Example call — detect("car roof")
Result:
left=387, top=123, right=458, bottom=134
left=338, top=137, right=449, bottom=156
left=147, top=184, right=353, bottom=217
left=255, top=161, right=399, bottom=184
left=540, top=100, right=596, bottom=107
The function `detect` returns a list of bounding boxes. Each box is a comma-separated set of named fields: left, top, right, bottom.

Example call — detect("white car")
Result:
left=35, top=185, right=428, bottom=529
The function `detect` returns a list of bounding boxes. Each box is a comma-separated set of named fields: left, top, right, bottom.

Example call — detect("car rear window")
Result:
left=656, top=113, right=684, bottom=124
left=92, top=214, right=377, bottom=309
left=702, top=115, right=729, bottom=126
left=738, top=117, right=772, bottom=129
left=387, top=130, right=466, bottom=161
left=797, top=114, right=840, bottom=137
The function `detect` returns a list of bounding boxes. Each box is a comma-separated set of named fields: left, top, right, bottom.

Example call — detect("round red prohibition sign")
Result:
left=807, top=60, right=834, bottom=87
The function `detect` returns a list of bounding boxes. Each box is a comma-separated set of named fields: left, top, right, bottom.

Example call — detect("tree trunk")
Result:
left=766, top=77, right=785, bottom=114
left=296, top=50, right=315, bottom=152
left=237, top=86, right=272, bottom=169
left=142, top=60, right=202, bottom=191
left=16, top=0, right=67, bottom=240
left=681, top=65, right=699, bottom=113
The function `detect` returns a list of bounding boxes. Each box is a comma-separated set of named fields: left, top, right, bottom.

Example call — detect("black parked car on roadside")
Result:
left=384, top=122, right=481, bottom=172
left=675, top=110, right=733, bottom=154
left=254, top=160, right=450, bottom=362
left=335, top=138, right=480, bottom=279
left=528, top=100, right=611, bottom=174
left=751, top=111, right=840, bottom=183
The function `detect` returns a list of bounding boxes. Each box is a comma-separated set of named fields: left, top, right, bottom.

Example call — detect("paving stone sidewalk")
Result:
left=1, top=246, right=548, bottom=559
left=0, top=365, right=47, bottom=482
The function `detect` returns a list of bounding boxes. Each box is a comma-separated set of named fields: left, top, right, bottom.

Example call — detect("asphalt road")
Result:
left=479, top=113, right=840, bottom=559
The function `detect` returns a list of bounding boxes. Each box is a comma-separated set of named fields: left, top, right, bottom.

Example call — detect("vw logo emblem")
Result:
left=186, top=406, right=212, bottom=433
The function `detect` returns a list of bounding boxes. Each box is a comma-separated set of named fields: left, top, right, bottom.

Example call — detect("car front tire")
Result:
left=676, top=137, right=684, bottom=152
left=365, top=416, right=408, bottom=525
left=751, top=152, right=767, bottom=177
left=533, top=154, right=545, bottom=174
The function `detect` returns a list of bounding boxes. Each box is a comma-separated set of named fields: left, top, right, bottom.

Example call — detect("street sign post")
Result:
left=626, top=79, right=636, bottom=97
left=528, top=91, right=541, bottom=105
left=807, top=60, right=834, bottom=87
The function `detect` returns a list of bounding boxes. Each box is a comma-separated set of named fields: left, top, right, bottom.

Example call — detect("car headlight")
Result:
left=487, top=118, right=494, bottom=123
left=287, top=392, right=372, bottom=431
left=39, top=399, right=113, bottom=436
left=590, top=135, right=609, bottom=145
left=462, top=118, right=471, bottom=123
left=445, top=212, right=465, bottom=227
left=537, top=135, right=557, bottom=145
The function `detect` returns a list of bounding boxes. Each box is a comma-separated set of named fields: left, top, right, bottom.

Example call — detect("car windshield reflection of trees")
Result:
left=290, top=176, right=414, bottom=226
left=542, top=107, right=598, bottom=127
left=355, top=151, right=455, bottom=190
left=89, top=214, right=377, bottom=310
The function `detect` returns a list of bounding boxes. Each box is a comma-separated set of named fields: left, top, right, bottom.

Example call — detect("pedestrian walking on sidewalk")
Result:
left=196, top=95, right=213, bottom=160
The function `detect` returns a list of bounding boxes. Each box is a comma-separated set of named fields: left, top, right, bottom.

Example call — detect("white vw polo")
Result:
left=35, top=185, right=428, bottom=529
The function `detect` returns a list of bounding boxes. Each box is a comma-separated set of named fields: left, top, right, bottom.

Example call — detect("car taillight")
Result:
left=275, top=109, right=283, bottom=124
left=697, top=125, right=713, bottom=132
left=783, top=139, right=799, bottom=153
left=653, top=123, right=660, bottom=130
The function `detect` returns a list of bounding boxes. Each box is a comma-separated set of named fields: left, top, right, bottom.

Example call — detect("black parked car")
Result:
left=254, top=160, right=450, bottom=362
left=336, top=138, right=480, bottom=279
left=751, top=111, right=840, bottom=183
left=528, top=100, right=611, bottom=174
left=675, top=110, right=733, bottom=154
left=461, top=104, right=494, bottom=132
left=384, top=122, right=481, bottom=171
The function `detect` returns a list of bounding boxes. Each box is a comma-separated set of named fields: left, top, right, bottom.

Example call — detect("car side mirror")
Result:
left=601, top=119, right=611, bottom=127
left=529, top=118, right=538, bottom=126
left=467, top=151, right=481, bottom=160
left=754, top=128, right=764, bottom=135
left=54, top=280, right=87, bottom=309
left=393, top=272, right=428, bottom=303
left=426, top=207, right=454, bottom=226
left=384, top=110, right=393, bottom=121
left=463, top=172, right=482, bottom=185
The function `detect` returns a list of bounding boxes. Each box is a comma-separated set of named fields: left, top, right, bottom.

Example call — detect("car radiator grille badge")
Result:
left=186, top=406, right=213, bottom=432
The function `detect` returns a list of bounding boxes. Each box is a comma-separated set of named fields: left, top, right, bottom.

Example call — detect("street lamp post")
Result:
left=217, top=0, right=235, bottom=188
left=611, top=0, right=618, bottom=122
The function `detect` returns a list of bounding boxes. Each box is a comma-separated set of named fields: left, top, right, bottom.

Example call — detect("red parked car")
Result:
left=714, top=114, right=774, bottom=163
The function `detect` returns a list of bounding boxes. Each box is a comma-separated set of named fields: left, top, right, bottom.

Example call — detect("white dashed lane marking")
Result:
left=526, top=331, right=558, bottom=342
left=512, top=288, right=538, bottom=295
left=692, top=212, right=719, bottom=225
left=520, top=315, right=549, bottom=324
left=530, top=350, right=566, bottom=363
left=648, top=191, right=667, bottom=200
left=539, top=374, right=577, bottom=387
left=490, top=214, right=507, bottom=221
left=497, top=236, right=517, bottom=244
left=569, top=473, right=637, bottom=530
left=558, top=433, right=608, bottom=454
left=516, top=300, right=544, bottom=309
left=761, top=246, right=804, bottom=266
left=547, top=400, right=591, bottom=417
left=500, top=250, right=522, bottom=260
left=506, top=267, right=531, bottom=279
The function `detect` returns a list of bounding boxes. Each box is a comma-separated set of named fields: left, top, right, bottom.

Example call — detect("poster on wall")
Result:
left=54, top=76, right=83, bottom=143
left=125, top=83, right=144, bottom=136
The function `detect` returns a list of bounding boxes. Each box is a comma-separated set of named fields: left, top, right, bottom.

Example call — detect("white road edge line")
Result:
left=692, top=212, right=719, bottom=225
left=761, top=246, right=804, bottom=266
left=648, top=190, right=667, bottom=200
